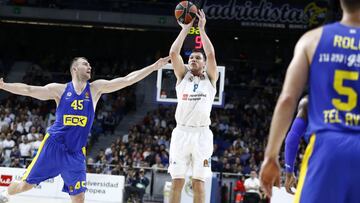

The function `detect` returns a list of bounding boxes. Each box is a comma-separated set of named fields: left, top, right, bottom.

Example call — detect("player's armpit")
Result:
left=29, top=83, right=64, bottom=101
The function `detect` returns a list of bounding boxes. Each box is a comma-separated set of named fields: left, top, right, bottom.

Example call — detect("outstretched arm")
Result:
left=0, top=78, right=64, bottom=102
left=169, top=20, right=194, bottom=83
left=284, top=98, right=308, bottom=194
left=196, top=9, right=218, bottom=85
left=91, top=56, right=170, bottom=97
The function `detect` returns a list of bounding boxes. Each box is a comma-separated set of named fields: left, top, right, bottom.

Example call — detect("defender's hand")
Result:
left=153, top=56, right=171, bottom=71
left=285, top=172, right=297, bottom=195
left=260, top=157, right=281, bottom=197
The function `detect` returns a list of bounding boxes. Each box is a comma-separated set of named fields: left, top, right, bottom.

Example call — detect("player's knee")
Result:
left=71, top=192, right=85, bottom=203
left=192, top=179, right=205, bottom=195
left=169, top=165, right=186, bottom=181
left=171, top=179, right=185, bottom=192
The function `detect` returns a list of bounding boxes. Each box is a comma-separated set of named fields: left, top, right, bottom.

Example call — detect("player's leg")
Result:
left=192, top=127, right=213, bottom=203
left=192, top=179, right=205, bottom=203
left=7, top=181, right=34, bottom=195
left=61, top=150, right=87, bottom=203
left=0, top=134, right=60, bottom=202
left=168, top=127, right=191, bottom=203
left=170, top=178, right=185, bottom=203
left=70, top=192, right=85, bottom=203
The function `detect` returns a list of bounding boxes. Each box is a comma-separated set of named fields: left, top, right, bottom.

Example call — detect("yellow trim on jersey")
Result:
left=22, top=133, right=50, bottom=181
left=82, top=147, right=86, bottom=156
left=294, top=134, right=316, bottom=203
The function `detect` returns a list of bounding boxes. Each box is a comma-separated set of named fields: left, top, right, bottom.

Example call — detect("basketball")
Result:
left=174, top=1, right=197, bottom=24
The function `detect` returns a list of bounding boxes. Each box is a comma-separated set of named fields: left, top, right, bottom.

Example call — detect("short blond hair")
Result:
left=70, top=57, right=87, bottom=72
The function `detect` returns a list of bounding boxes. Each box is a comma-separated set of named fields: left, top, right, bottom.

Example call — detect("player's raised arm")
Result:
left=0, top=78, right=64, bottom=102
left=169, top=20, right=194, bottom=82
left=91, top=56, right=170, bottom=96
left=196, top=9, right=218, bottom=84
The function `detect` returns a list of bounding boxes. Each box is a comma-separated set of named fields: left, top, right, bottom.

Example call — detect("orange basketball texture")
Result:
left=174, top=1, right=198, bottom=24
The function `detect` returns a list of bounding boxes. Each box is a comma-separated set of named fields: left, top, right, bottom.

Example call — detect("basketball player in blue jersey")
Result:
left=260, top=0, right=360, bottom=202
left=283, top=96, right=308, bottom=195
left=0, top=56, right=170, bottom=203
left=169, top=10, right=218, bottom=203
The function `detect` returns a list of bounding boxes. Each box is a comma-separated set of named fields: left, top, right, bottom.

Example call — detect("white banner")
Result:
left=56, top=173, right=125, bottom=202
left=0, top=167, right=124, bottom=203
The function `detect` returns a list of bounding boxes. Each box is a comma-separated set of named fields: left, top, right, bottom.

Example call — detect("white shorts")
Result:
left=168, top=125, right=213, bottom=181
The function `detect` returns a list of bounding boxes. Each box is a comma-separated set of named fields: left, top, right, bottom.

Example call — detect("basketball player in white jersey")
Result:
left=168, top=10, right=218, bottom=203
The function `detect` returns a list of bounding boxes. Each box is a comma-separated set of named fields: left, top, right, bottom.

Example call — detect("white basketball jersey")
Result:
left=175, top=71, right=216, bottom=127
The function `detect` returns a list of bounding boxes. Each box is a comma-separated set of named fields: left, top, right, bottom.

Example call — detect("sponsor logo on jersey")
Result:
left=203, top=159, right=209, bottom=167
left=67, top=92, right=72, bottom=97
left=63, top=115, right=88, bottom=127
left=203, top=158, right=211, bottom=167
left=182, top=94, right=189, bottom=100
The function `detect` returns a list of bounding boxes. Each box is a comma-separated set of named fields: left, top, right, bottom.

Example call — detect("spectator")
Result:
left=10, top=158, right=23, bottom=168
left=31, top=133, right=43, bottom=157
left=45, top=108, right=56, bottom=127
left=151, top=154, right=165, bottom=171
left=3, top=134, right=15, bottom=158
left=243, top=171, right=261, bottom=203
left=233, top=176, right=246, bottom=202
left=10, top=146, right=21, bottom=160
left=19, top=137, right=31, bottom=164
left=26, top=126, right=39, bottom=142
left=124, top=168, right=149, bottom=203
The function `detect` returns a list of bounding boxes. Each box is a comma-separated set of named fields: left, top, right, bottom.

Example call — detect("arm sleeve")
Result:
left=284, top=118, right=308, bottom=173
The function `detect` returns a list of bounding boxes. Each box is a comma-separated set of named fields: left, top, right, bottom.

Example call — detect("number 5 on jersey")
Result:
left=71, top=100, right=84, bottom=110
left=332, top=70, right=359, bottom=111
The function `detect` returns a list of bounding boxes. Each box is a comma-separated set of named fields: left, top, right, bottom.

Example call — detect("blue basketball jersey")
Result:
left=47, top=82, right=95, bottom=152
left=308, top=22, right=360, bottom=135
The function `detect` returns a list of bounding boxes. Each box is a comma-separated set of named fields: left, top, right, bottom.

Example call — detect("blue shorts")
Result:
left=22, top=133, right=87, bottom=196
left=294, top=131, right=360, bottom=203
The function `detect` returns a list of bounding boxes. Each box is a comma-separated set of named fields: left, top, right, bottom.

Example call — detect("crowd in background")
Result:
left=0, top=54, right=306, bottom=178
left=0, top=55, right=306, bottom=181
left=0, top=53, right=307, bottom=203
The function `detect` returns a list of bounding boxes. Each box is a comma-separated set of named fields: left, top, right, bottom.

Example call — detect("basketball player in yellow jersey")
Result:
left=260, top=0, right=360, bottom=202
left=168, top=10, right=218, bottom=203
left=0, top=56, right=170, bottom=203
